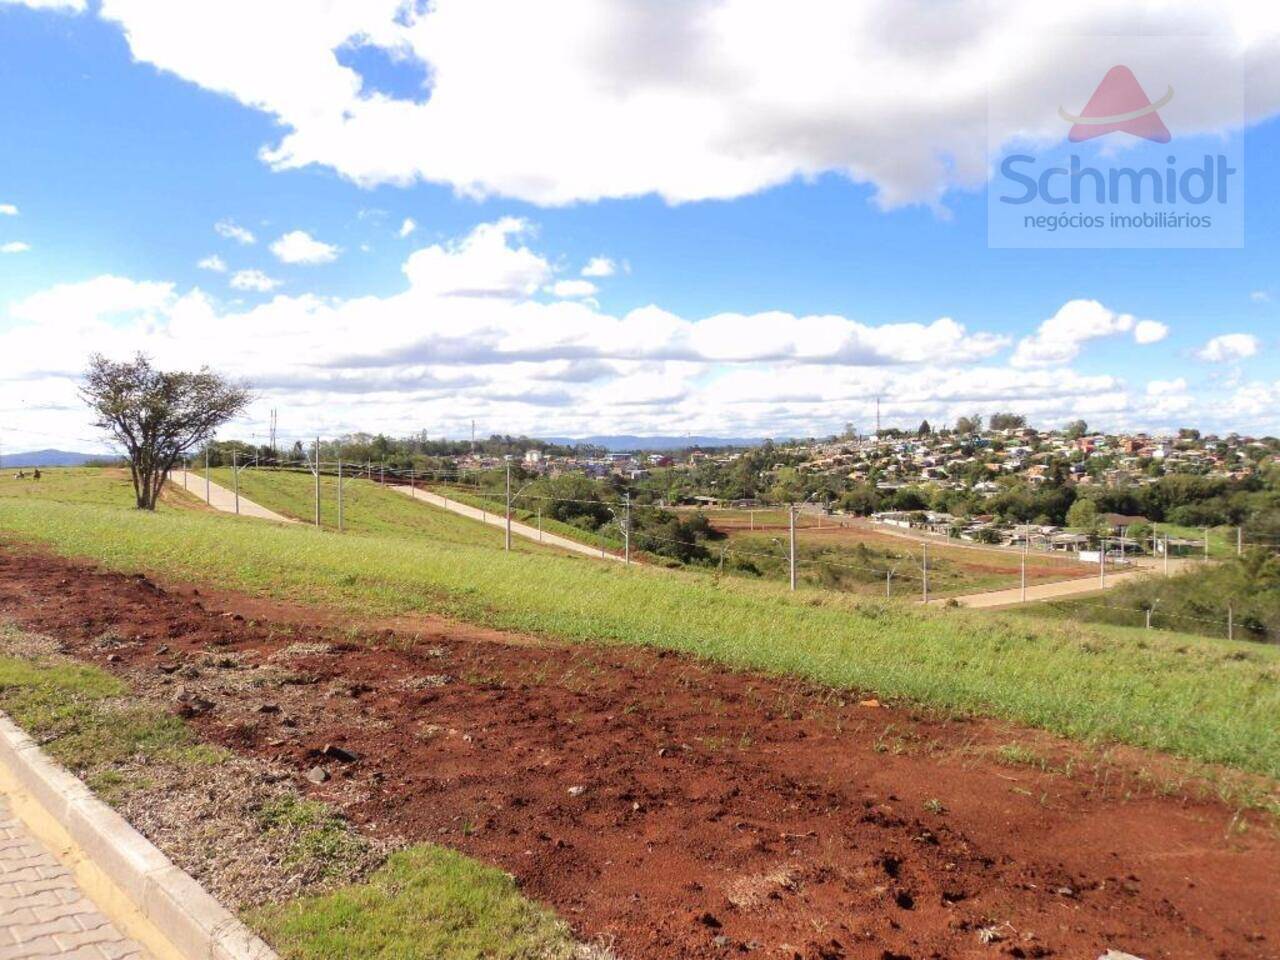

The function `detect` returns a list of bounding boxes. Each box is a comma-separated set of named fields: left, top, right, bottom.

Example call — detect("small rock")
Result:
left=156, top=662, right=179, bottom=674
left=1098, top=952, right=1146, bottom=960
left=712, top=934, right=731, bottom=949
left=977, top=926, right=1004, bottom=944
left=306, top=766, right=329, bottom=784
left=859, top=698, right=882, bottom=708
left=257, top=703, right=281, bottom=714
left=105, top=654, right=122, bottom=663
left=1056, top=885, right=1076, bottom=898
left=567, top=785, right=587, bottom=797
left=696, top=911, right=721, bottom=929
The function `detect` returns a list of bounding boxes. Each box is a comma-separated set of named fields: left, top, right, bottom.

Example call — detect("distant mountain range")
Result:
left=0, top=449, right=104, bottom=468
left=547, top=435, right=764, bottom=452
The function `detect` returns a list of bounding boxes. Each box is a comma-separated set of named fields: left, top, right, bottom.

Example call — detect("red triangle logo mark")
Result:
left=1060, top=65, right=1172, bottom=143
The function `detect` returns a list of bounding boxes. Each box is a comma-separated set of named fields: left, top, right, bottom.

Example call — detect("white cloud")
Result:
left=550, top=279, right=598, bottom=299
left=1251, top=290, right=1272, bottom=303
left=1010, top=299, right=1139, bottom=368
left=581, top=257, right=615, bottom=278
left=87, top=2, right=1280, bottom=209
left=214, top=219, right=255, bottom=245
left=0, top=204, right=17, bottom=216
left=1, top=242, right=30, bottom=254
left=1196, top=333, right=1260, bottom=363
left=3, top=219, right=1269, bottom=443
left=1133, top=320, right=1169, bottom=345
left=398, top=217, right=416, bottom=238
left=270, top=230, right=340, bottom=265
left=197, top=254, right=227, bottom=273
left=1146, top=378, right=1187, bottom=397
left=229, top=269, right=281, bottom=292
left=1, top=0, right=85, bottom=10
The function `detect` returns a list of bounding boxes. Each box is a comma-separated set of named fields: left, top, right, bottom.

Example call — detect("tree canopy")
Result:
left=82, top=353, right=251, bottom=510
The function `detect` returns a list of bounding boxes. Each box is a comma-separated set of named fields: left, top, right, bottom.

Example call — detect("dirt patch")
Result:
left=0, top=544, right=1277, bottom=960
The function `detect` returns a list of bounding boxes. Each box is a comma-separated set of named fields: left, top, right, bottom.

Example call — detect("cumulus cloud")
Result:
left=550, top=279, right=598, bottom=299
left=398, top=217, right=416, bottom=238
left=1, top=241, right=30, bottom=254
left=1196, top=333, right=1261, bottom=363
left=1010, top=299, right=1144, bottom=368
left=78, top=2, right=1280, bottom=209
left=229, top=269, right=281, bottom=292
left=1146, top=378, right=1187, bottom=397
left=1133, top=320, right=1169, bottom=345
left=581, top=257, right=615, bottom=278
left=0, top=204, right=17, bottom=216
left=1251, top=290, right=1272, bottom=303
left=197, top=254, right=227, bottom=272
left=214, top=219, right=255, bottom=245
left=270, top=230, right=340, bottom=265
left=4, top=218, right=1272, bottom=444
left=1, top=0, right=85, bottom=9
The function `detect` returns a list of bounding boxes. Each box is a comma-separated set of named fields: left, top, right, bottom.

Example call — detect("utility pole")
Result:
left=1203, top=527, right=1209, bottom=561
left=1020, top=537, right=1027, bottom=603
left=204, top=446, right=210, bottom=504
left=624, top=492, right=631, bottom=567
left=504, top=460, right=512, bottom=551
left=1163, top=535, right=1170, bottom=576
left=314, top=437, right=321, bottom=529
left=922, top=541, right=929, bottom=603
left=537, top=507, right=542, bottom=542
left=337, top=456, right=344, bottom=533
left=1228, top=603, right=1234, bottom=642
left=788, top=503, right=797, bottom=591
left=1098, top=538, right=1105, bottom=587
left=232, top=450, right=240, bottom=515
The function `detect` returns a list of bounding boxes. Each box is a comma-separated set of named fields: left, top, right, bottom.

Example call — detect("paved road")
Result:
left=389, top=485, right=629, bottom=564
left=0, top=797, right=148, bottom=960
left=168, top=470, right=297, bottom=524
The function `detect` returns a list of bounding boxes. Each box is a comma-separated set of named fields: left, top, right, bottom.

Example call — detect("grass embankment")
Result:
left=0, top=623, right=581, bottom=960
left=0, top=467, right=138, bottom=508
left=426, top=484, right=627, bottom=554
left=1, top=495, right=1277, bottom=779
left=206, top=468, right=537, bottom=549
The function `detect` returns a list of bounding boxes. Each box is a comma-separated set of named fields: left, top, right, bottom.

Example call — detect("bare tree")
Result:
left=81, top=353, right=251, bottom=510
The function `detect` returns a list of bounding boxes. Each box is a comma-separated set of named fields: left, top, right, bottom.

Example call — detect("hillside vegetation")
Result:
left=0, top=477, right=1277, bottom=779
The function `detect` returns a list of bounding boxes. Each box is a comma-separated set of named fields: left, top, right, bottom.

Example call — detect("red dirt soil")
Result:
left=0, top=545, right=1276, bottom=960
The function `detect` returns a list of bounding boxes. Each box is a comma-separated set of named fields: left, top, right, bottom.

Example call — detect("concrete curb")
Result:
left=0, top=711, right=277, bottom=960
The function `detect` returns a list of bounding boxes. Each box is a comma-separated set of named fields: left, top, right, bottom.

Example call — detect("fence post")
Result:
left=921, top=541, right=929, bottom=603
left=337, top=457, right=344, bottom=533
left=204, top=447, right=210, bottom=504
left=788, top=504, right=797, bottom=591
left=504, top=461, right=512, bottom=552
left=314, top=437, right=321, bottom=529
left=1228, top=603, right=1234, bottom=642
left=1238, top=526, right=1243, bottom=557
left=232, top=450, right=239, bottom=514
left=624, top=492, right=631, bottom=567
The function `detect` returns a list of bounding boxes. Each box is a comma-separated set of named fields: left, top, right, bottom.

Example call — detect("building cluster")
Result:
left=794, top=428, right=1267, bottom=492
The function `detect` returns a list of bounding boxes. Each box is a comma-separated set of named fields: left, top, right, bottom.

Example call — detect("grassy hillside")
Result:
left=0, top=492, right=1277, bottom=780
left=204, top=467, right=539, bottom=551
left=0, top=466, right=139, bottom=508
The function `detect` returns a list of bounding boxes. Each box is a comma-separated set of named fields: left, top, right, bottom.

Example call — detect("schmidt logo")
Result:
left=998, top=65, right=1235, bottom=216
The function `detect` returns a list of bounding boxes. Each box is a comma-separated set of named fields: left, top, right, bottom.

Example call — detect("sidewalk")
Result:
left=0, top=795, right=149, bottom=960
left=390, top=485, right=629, bottom=563
left=167, top=470, right=296, bottom=524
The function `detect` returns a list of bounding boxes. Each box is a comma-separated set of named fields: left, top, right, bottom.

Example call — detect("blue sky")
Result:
left=1, top=0, right=1278, bottom=451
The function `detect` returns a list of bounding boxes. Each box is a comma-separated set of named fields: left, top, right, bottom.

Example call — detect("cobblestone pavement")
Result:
left=0, top=797, right=149, bottom=960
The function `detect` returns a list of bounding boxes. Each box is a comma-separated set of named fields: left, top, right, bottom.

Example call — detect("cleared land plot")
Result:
left=698, top=511, right=1094, bottom=597
left=0, top=548, right=1276, bottom=960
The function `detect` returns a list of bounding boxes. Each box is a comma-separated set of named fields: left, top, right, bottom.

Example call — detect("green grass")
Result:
left=1153, top=522, right=1236, bottom=559
left=247, top=846, right=579, bottom=960
left=429, top=484, right=625, bottom=554
left=0, top=630, right=211, bottom=774
left=2, top=496, right=1279, bottom=780
left=204, top=468, right=554, bottom=551
left=0, top=466, right=137, bottom=508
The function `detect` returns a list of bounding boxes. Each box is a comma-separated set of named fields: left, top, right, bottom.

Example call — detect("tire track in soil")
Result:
left=0, top=546, right=1275, bottom=960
